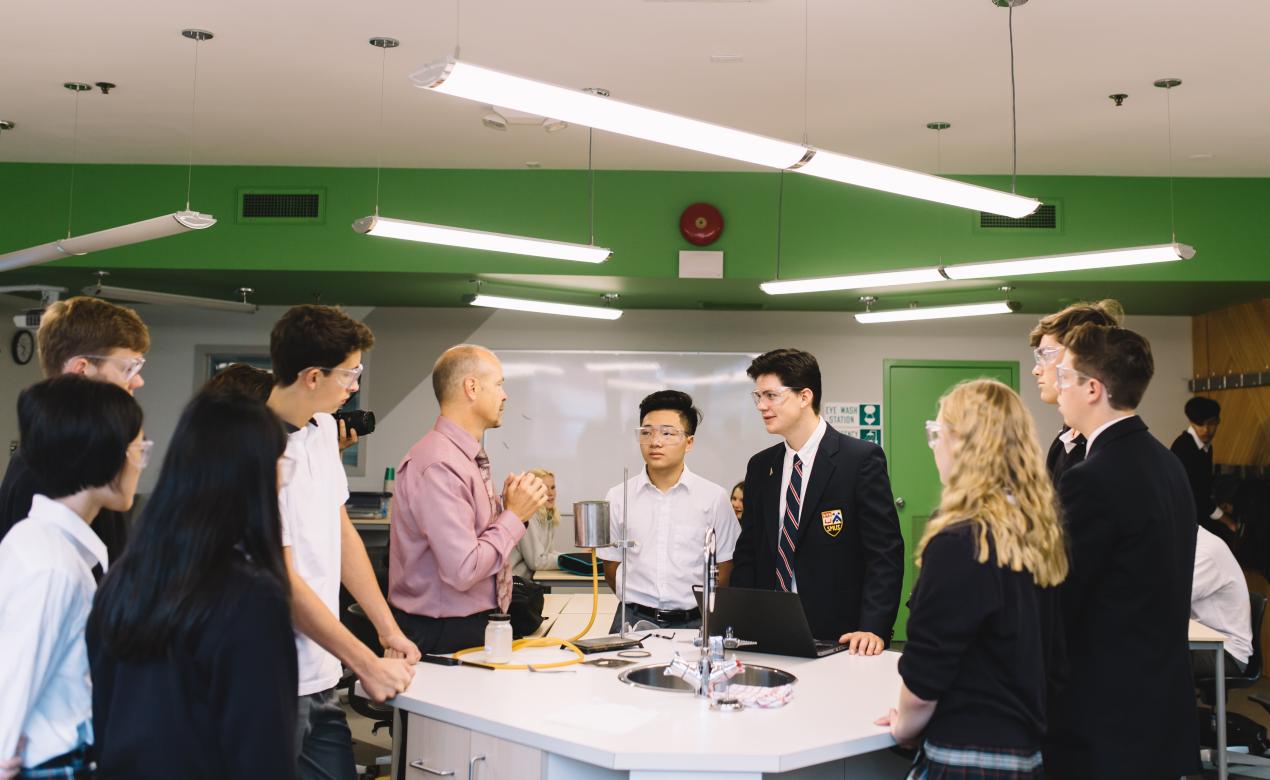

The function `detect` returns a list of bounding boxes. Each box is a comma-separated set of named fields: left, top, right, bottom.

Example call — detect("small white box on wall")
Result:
left=678, top=251, right=724, bottom=279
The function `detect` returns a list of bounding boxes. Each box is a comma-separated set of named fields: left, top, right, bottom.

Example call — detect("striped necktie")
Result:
left=776, top=453, right=803, bottom=591
left=476, top=448, right=513, bottom=613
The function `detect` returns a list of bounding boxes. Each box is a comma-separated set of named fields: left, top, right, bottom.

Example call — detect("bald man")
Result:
left=388, top=345, right=548, bottom=654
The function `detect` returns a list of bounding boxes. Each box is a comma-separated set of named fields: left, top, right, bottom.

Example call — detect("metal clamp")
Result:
left=408, top=759, right=455, bottom=776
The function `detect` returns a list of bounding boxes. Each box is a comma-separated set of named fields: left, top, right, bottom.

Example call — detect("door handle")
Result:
left=469, top=754, right=487, bottom=777
left=894, top=497, right=905, bottom=509
left=408, top=759, right=455, bottom=776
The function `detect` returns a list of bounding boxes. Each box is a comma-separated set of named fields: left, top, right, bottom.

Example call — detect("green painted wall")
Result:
left=2, top=163, right=1267, bottom=285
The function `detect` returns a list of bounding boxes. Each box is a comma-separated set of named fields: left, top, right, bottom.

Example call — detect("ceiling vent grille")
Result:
left=979, top=203, right=1058, bottom=230
left=236, top=189, right=326, bottom=223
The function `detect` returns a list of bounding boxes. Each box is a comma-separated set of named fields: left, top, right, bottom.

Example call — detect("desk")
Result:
left=387, top=630, right=908, bottom=778
left=349, top=516, right=390, bottom=532
left=1190, top=619, right=1228, bottom=780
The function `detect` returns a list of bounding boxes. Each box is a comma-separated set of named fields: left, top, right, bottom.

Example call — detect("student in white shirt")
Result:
left=0, top=376, right=145, bottom=779
left=1191, top=525, right=1253, bottom=675
left=598, top=390, right=740, bottom=632
left=266, top=305, right=419, bottom=780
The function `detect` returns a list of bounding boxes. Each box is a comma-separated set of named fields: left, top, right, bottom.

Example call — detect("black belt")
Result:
left=20, top=745, right=95, bottom=779
left=628, top=603, right=701, bottom=623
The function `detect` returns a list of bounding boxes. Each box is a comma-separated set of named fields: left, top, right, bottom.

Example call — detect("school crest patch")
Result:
left=821, top=508, right=844, bottom=537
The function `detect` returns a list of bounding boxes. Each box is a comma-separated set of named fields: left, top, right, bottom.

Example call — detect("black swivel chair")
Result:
left=1195, top=591, right=1270, bottom=763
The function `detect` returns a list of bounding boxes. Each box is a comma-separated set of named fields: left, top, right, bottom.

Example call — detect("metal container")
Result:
left=573, top=500, right=612, bottom=548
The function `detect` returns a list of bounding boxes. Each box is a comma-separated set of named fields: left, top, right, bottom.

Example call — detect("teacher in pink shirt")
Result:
left=389, top=344, right=548, bottom=654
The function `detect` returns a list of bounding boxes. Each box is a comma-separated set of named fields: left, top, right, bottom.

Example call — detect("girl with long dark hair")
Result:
left=88, top=390, right=297, bottom=779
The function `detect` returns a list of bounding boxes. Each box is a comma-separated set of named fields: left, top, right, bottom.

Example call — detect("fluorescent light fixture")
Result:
left=353, top=215, right=611, bottom=263
left=855, top=301, right=1016, bottom=324
left=792, top=150, right=1040, bottom=218
left=84, top=283, right=257, bottom=314
left=0, top=211, right=216, bottom=273
left=761, top=267, right=946, bottom=295
left=412, top=58, right=807, bottom=169
left=410, top=56, right=1038, bottom=218
left=943, top=243, right=1194, bottom=280
left=470, top=294, right=622, bottom=320
left=763, top=243, right=1194, bottom=296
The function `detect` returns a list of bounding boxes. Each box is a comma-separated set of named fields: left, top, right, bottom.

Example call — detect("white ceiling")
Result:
left=1, top=0, right=1267, bottom=176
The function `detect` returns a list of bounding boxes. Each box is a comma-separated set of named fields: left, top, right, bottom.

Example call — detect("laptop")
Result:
left=696, top=586, right=851, bottom=659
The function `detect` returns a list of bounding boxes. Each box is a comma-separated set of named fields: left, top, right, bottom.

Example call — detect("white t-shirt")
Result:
left=597, top=466, right=740, bottom=611
left=279, top=413, right=350, bottom=696
left=1192, top=526, right=1252, bottom=665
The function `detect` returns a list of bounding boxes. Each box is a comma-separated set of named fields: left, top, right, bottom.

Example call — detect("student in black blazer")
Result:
left=1045, top=324, right=1199, bottom=780
left=731, top=348, right=904, bottom=654
left=1026, top=299, right=1123, bottom=485
left=1171, top=396, right=1237, bottom=542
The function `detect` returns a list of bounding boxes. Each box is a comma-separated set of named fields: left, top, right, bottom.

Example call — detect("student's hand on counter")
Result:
left=380, top=630, right=422, bottom=664
left=337, top=419, right=358, bottom=452
left=873, top=709, right=917, bottom=749
left=504, top=472, right=549, bottom=521
left=839, top=631, right=884, bottom=656
left=358, top=656, right=416, bottom=703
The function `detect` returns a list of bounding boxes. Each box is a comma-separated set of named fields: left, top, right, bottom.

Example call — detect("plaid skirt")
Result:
left=907, top=740, right=1044, bottom=780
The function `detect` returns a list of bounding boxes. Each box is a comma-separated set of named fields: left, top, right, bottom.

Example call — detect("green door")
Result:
left=883, top=359, right=1020, bottom=641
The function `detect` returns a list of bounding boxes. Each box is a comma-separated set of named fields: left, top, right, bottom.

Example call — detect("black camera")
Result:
left=333, top=409, right=376, bottom=436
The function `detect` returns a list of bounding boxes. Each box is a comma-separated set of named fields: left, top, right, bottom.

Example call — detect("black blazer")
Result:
left=1044, top=416, right=1199, bottom=780
left=1171, top=430, right=1218, bottom=522
left=731, top=423, right=904, bottom=641
left=1044, top=426, right=1086, bottom=486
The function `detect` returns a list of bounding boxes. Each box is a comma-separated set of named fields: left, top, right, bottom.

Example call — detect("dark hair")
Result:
left=89, top=390, right=289, bottom=661
left=1028, top=299, right=1124, bottom=348
left=37, top=296, right=150, bottom=378
left=1185, top=397, right=1221, bottom=425
left=270, top=305, right=374, bottom=386
left=732, top=481, right=744, bottom=496
left=18, top=375, right=143, bottom=499
left=204, top=363, right=275, bottom=402
left=1062, top=324, right=1154, bottom=411
left=639, top=390, right=701, bottom=435
left=746, top=348, right=822, bottom=414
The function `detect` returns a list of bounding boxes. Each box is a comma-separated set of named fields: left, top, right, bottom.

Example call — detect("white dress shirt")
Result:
left=777, top=416, right=828, bottom=593
left=278, top=413, right=350, bottom=697
left=1192, top=526, right=1253, bottom=665
left=597, top=466, right=740, bottom=611
left=1083, top=414, right=1136, bottom=456
left=0, top=495, right=107, bottom=768
left=1059, top=426, right=1082, bottom=454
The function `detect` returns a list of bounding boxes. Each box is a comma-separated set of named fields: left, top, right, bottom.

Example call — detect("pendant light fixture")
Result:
left=466, top=280, right=623, bottom=320
left=84, top=272, right=257, bottom=314
left=408, top=57, right=1040, bottom=218
left=763, top=2, right=1194, bottom=297
left=353, top=36, right=611, bottom=263
left=854, top=287, right=1019, bottom=324
left=0, top=33, right=217, bottom=274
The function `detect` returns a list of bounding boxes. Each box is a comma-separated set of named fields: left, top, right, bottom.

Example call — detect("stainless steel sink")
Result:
left=618, top=663, right=797, bottom=692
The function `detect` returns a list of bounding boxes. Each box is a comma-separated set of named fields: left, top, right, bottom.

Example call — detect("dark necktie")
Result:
left=476, top=448, right=512, bottom=612
left=776, top=454, right=803, bottom=591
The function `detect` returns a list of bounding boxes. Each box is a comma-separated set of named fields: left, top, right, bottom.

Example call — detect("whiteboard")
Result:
left=486, top=350, right=775, bottom=517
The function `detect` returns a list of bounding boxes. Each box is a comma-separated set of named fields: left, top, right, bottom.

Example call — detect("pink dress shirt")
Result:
left=388, top=416, right=525, bottom=618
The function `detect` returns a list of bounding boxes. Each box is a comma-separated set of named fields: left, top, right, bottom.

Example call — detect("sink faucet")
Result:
left=665, top=528, right=749, bottom=698
left=698, top=527, right=718, bottom=692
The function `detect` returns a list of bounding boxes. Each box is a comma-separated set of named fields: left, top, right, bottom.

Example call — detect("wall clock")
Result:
left=11, top=330, right=34, bottom=365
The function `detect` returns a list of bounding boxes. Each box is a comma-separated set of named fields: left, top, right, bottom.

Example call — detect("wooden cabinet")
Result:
left=402, top=714, right=542, bottom=780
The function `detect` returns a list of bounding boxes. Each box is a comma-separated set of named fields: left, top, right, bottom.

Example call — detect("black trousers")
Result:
left=392, top=608, right=494, bottom=655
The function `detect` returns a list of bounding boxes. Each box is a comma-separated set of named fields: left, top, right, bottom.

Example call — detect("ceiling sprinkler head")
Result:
left=95, top=82, right=116, bottom=95
left=1109, top=93, right=1128, bottom=107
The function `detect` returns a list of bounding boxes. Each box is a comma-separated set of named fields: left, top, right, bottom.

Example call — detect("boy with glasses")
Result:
left=1044, top=324, right=1199, bottom=779
left=731, top=348, right=903, bottom=655
left=266, top=305, right=419, bottom=780
left=1026, top=299, right=1123, bottom=484
left=0, top=296, right=150, bottom=558
left=598, top=390, right=739, bottom=633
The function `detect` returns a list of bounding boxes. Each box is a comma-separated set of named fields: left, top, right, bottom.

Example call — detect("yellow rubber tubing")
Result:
left=452, top=549, right=600, bottom=670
